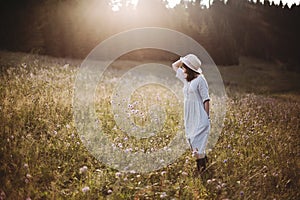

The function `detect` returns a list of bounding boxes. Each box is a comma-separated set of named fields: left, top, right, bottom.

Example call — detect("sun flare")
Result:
left=110, top=0, right=299, bottom=11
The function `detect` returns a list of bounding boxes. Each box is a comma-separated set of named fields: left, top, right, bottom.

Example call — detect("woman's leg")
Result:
left=194, top=149, right=208, bottom=172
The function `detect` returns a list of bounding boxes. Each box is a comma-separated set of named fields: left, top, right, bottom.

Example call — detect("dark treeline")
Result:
left=0, top=0, right=299, bottom=66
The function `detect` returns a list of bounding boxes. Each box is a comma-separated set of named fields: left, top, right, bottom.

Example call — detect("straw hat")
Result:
left=180, top=54, right=202, bottom=74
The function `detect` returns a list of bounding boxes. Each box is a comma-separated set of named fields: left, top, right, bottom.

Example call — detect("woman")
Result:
left=172, top=54, right=210, bottom=173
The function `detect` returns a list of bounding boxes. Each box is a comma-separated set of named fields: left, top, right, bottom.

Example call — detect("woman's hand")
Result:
left=172, top=58, right=183, bottom=72
left=204, top=100, right=210, bottom=119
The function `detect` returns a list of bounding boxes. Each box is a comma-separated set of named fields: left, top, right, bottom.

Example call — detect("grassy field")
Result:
left=0, top=51, right=299, bottom=199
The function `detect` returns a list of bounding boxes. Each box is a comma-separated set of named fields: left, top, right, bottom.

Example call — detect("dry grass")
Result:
left=0, top=51, right=299, bottom=199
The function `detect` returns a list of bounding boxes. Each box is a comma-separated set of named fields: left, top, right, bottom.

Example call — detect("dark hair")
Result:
left=182, top=63, right=200, bottom=82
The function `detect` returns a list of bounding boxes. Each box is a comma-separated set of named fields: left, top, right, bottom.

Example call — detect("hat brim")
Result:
left=181, top=58, right=202, bottom=74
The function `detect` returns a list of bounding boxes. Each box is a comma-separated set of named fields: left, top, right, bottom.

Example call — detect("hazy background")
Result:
left=0, top=0, right=299, bottom=68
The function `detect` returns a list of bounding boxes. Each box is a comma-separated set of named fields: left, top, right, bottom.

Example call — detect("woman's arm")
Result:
left=204, top=100, right=210, bottom=118
left=172, top=58, right=183, bottom=72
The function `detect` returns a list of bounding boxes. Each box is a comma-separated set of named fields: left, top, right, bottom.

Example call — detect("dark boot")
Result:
left=196, top=155, right=208, bottom=172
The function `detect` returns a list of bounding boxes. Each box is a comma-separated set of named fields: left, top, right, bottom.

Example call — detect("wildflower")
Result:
left=125, top=148, right=132, bottom=153
left=223, top=159, right=228, bottom=163
left=82, top=186, right=90, bottom=193
left=161, top=171, right=166, bottom=176
left=160, top=192, right=167, bottom=198
left=21, top=63, right=27, bottom=68
left=263, top=165, right=267, bottom=170
left=240, top=191, right=244, bottom=196
left=263, top=174, right=267, bottom=178
left=181, top=171, right=188, bottom=176
left=0, top=191, right=6, bottom=200
left=24, top=163, right=29, bottom=169
left=207, top=179, right=212, bottom=184
left=26, top=174, right=32, bottom=179
left=115, top=172, right=122, bottom=178
left=272, top=172, right=278, bottom=177
left=79, top=166, right=88, bottom=174
left=107, top=189, right=113, bottom=194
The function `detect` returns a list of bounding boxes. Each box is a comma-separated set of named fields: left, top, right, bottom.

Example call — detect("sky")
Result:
left=166, top=0, right=300, bottom=8
left=111, top=0, right=300, bottom=11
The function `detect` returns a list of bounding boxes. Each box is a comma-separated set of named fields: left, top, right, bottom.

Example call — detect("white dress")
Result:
left=176, top=68, right=210, bottom=156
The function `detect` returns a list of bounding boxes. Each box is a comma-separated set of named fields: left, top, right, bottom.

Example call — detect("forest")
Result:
left=0, top=0, right=299, bottom=66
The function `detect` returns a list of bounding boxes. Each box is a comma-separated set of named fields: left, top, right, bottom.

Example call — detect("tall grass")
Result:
left=0, top=52, right=299, bottom=199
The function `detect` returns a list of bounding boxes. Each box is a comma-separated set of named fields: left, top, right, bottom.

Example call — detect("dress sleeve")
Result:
left=198, top=76, right=210, bottom=103
left=176, top=68, right=186, bottom=83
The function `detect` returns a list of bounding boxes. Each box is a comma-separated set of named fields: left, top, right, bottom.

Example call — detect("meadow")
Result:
left=0, top=51, right=299, bottom=199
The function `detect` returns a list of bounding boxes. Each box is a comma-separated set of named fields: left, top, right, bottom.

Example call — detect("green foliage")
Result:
left=0, top=52, right=299, bottom=199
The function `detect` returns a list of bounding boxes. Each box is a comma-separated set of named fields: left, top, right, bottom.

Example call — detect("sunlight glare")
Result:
left=111, top=0, right=300, bottom=11
left=165, top=0, right=212, bottom=8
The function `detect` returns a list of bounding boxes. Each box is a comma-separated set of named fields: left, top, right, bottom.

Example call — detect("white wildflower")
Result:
left=181, top=171, right=188, bottom=176
left=115, top=172, right=122, bottom=178
left=26, top=174, right=32, bottom=179
left=82, top=186, right=90, bottom=193
left=24, top=163, right=29, bottom=168
left=160, top=192, right=167, bottom=198
left=79, top=166, right=88, bottom=174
